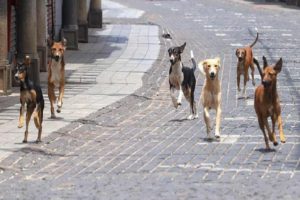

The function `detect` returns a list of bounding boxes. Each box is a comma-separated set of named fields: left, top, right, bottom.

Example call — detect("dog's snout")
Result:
left=210, top=72, right=215, bottom=77
left=262, top=80, right=270, bottom=87
left=14, top=73, right=19, bottom=80
left=55, top=55, right=60, bottom=61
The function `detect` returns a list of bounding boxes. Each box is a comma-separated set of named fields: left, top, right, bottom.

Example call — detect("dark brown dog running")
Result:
left=254, top=56, right=286, bottom=150
left=236, top=31, right=259, bottom=98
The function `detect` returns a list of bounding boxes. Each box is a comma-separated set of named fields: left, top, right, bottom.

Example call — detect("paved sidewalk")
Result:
left=0, top=20, right=160, bottom=161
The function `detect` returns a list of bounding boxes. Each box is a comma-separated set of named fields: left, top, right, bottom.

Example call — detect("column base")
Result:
left=61, top=28, right=79, bottom=50
left=37, top=46, right=47, bottom=72
left=78, top=23, right=88, bottom=43
left=0, top=63, right=12, bottom=95
left=88, top=9, right=103, bottom=28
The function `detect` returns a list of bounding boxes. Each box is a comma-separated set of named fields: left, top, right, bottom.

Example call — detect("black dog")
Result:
left=168, top=42, right=198, bottom=119
left=14, top=56, right=44, bottom=143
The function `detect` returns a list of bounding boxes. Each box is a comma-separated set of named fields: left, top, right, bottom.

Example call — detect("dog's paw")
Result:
left=187, top=115, right=194, bottom=120
left=56, top=109, right=61, bottom=113
left=36, top=139, right=42, bottom=144
left=22, top=139, right=27, bottom=143
left=273, top=141, right=278, bottom=146
left=252, top=81, right=256, bottom=86
left=194, top=114, right=199, bottom=119
left=50, top=113, right=56, bottom=119
left=215, top=132, right=221, bottom=139
left=18, top=124, right=23, bottom=128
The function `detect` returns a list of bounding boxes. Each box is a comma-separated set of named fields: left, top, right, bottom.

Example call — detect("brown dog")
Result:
left=254, top=56, right=286, bottom=150
left=14, top=56, right=44, bottom=143
left=236, top=31, right=259, bottom=98
left=47, top=38, right=67, bottom=118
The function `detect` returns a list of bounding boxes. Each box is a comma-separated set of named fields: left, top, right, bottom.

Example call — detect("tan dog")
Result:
left=198, top=58, right=222, bottom=139
left=236, top=31, right=259, bottom=98
left=254, top=56, right=286, bottom=150
left=47, top=38, right=67, bottom=118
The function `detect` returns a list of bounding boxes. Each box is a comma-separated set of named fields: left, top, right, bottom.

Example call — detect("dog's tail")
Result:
left=250, top=28, right=259, bottom=48
left=198, top=60, right=205, bottom=76
left=190, top=50, right=197, bottom=72
left=253, top=57, right=263, bottom=80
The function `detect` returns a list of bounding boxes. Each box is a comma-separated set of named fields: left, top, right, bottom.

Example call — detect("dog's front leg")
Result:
left=215, top=105, right=222, bottom=139
left=204, top=107, right=211, bottom=138
left=23, top=105, right=34, bottom=143
left=18, top=100, right=25, bottom=128
left=237, top=68, right=241, bottom=92
left=271, top=115, right=279, bottom=146
left=48, top=82, right=56, bottom=118
left=57, top=84, right=65, bottom=113
left=177, top=87, right=183, bottom=106
left=277, top=115, right=286, bottom=143
left=258, top=115, right=270, bottom=150
left=170, top=87, right=178, bottom=108
left=243, top=73, right=248, bottom=98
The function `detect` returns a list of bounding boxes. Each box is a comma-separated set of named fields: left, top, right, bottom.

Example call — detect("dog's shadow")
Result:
left=237, top=96, right=251, bottom=100
left=169, top=118, right=189, bottom=123
left=48, top=116, right=64, bottom=120
left=202, top=137, right=220, bottom=143
left=255, top=148, right=277, bottom=153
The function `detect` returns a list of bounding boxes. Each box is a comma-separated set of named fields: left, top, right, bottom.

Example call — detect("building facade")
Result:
left=0, top=0, right=102, bottom=94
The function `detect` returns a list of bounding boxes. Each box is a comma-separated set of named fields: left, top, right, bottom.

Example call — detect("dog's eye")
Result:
left=207, top=65, right=211, bottom=68
left=214, top=65, right=218, bottom=68
left=59, top=48, right=63, bottom=51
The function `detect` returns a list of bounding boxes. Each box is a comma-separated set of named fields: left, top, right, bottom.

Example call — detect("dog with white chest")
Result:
left=198, top=58, right=222, bottom=139
left=168, top=42, right=198, bottom=120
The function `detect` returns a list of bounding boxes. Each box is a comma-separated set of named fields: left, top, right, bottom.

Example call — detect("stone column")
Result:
left=88, top=0, right=102, bottom=28
left=62, top=0, right=79, bottom=50
left=78, top=0, right=88, bottom=43
left=37, top=0, right=47, bottom=72
left=16, top=0, right=40, bottom=84
left=0, top=0, right=11, bottom=94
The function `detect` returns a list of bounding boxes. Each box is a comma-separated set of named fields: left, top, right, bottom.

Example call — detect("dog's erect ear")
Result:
left=215, top=57, right=221, bottom=67
left=24, top=55, right=31, bottom=66
left=47, top=37, right=54, bottom=48
left=61, top=38, right=67, bottom=50
left=179, top=42, right=186, bottom=53
left=168, top=48, right=172, bottom=54
left=274, top=58, right=282, bottom=73
left=263, top=56, right=268, bottom=69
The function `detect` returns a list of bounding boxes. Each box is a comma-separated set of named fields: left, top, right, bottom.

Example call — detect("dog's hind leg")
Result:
left=277, top=115, right=286, bottom=143
left=34, top=106, right=42, bottom=143
left=57, top=84, right=64, bottom=113
left=48, top=83, right=56, bottom=118
left=250, top=63, right=255, bottom=86
left=23, top=105, right=34, bottom=143
left=204, top=107, right=211, bottom=138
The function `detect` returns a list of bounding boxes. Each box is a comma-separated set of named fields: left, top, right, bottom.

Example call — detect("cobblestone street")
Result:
left=0, top=0, right=299, bottom=199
